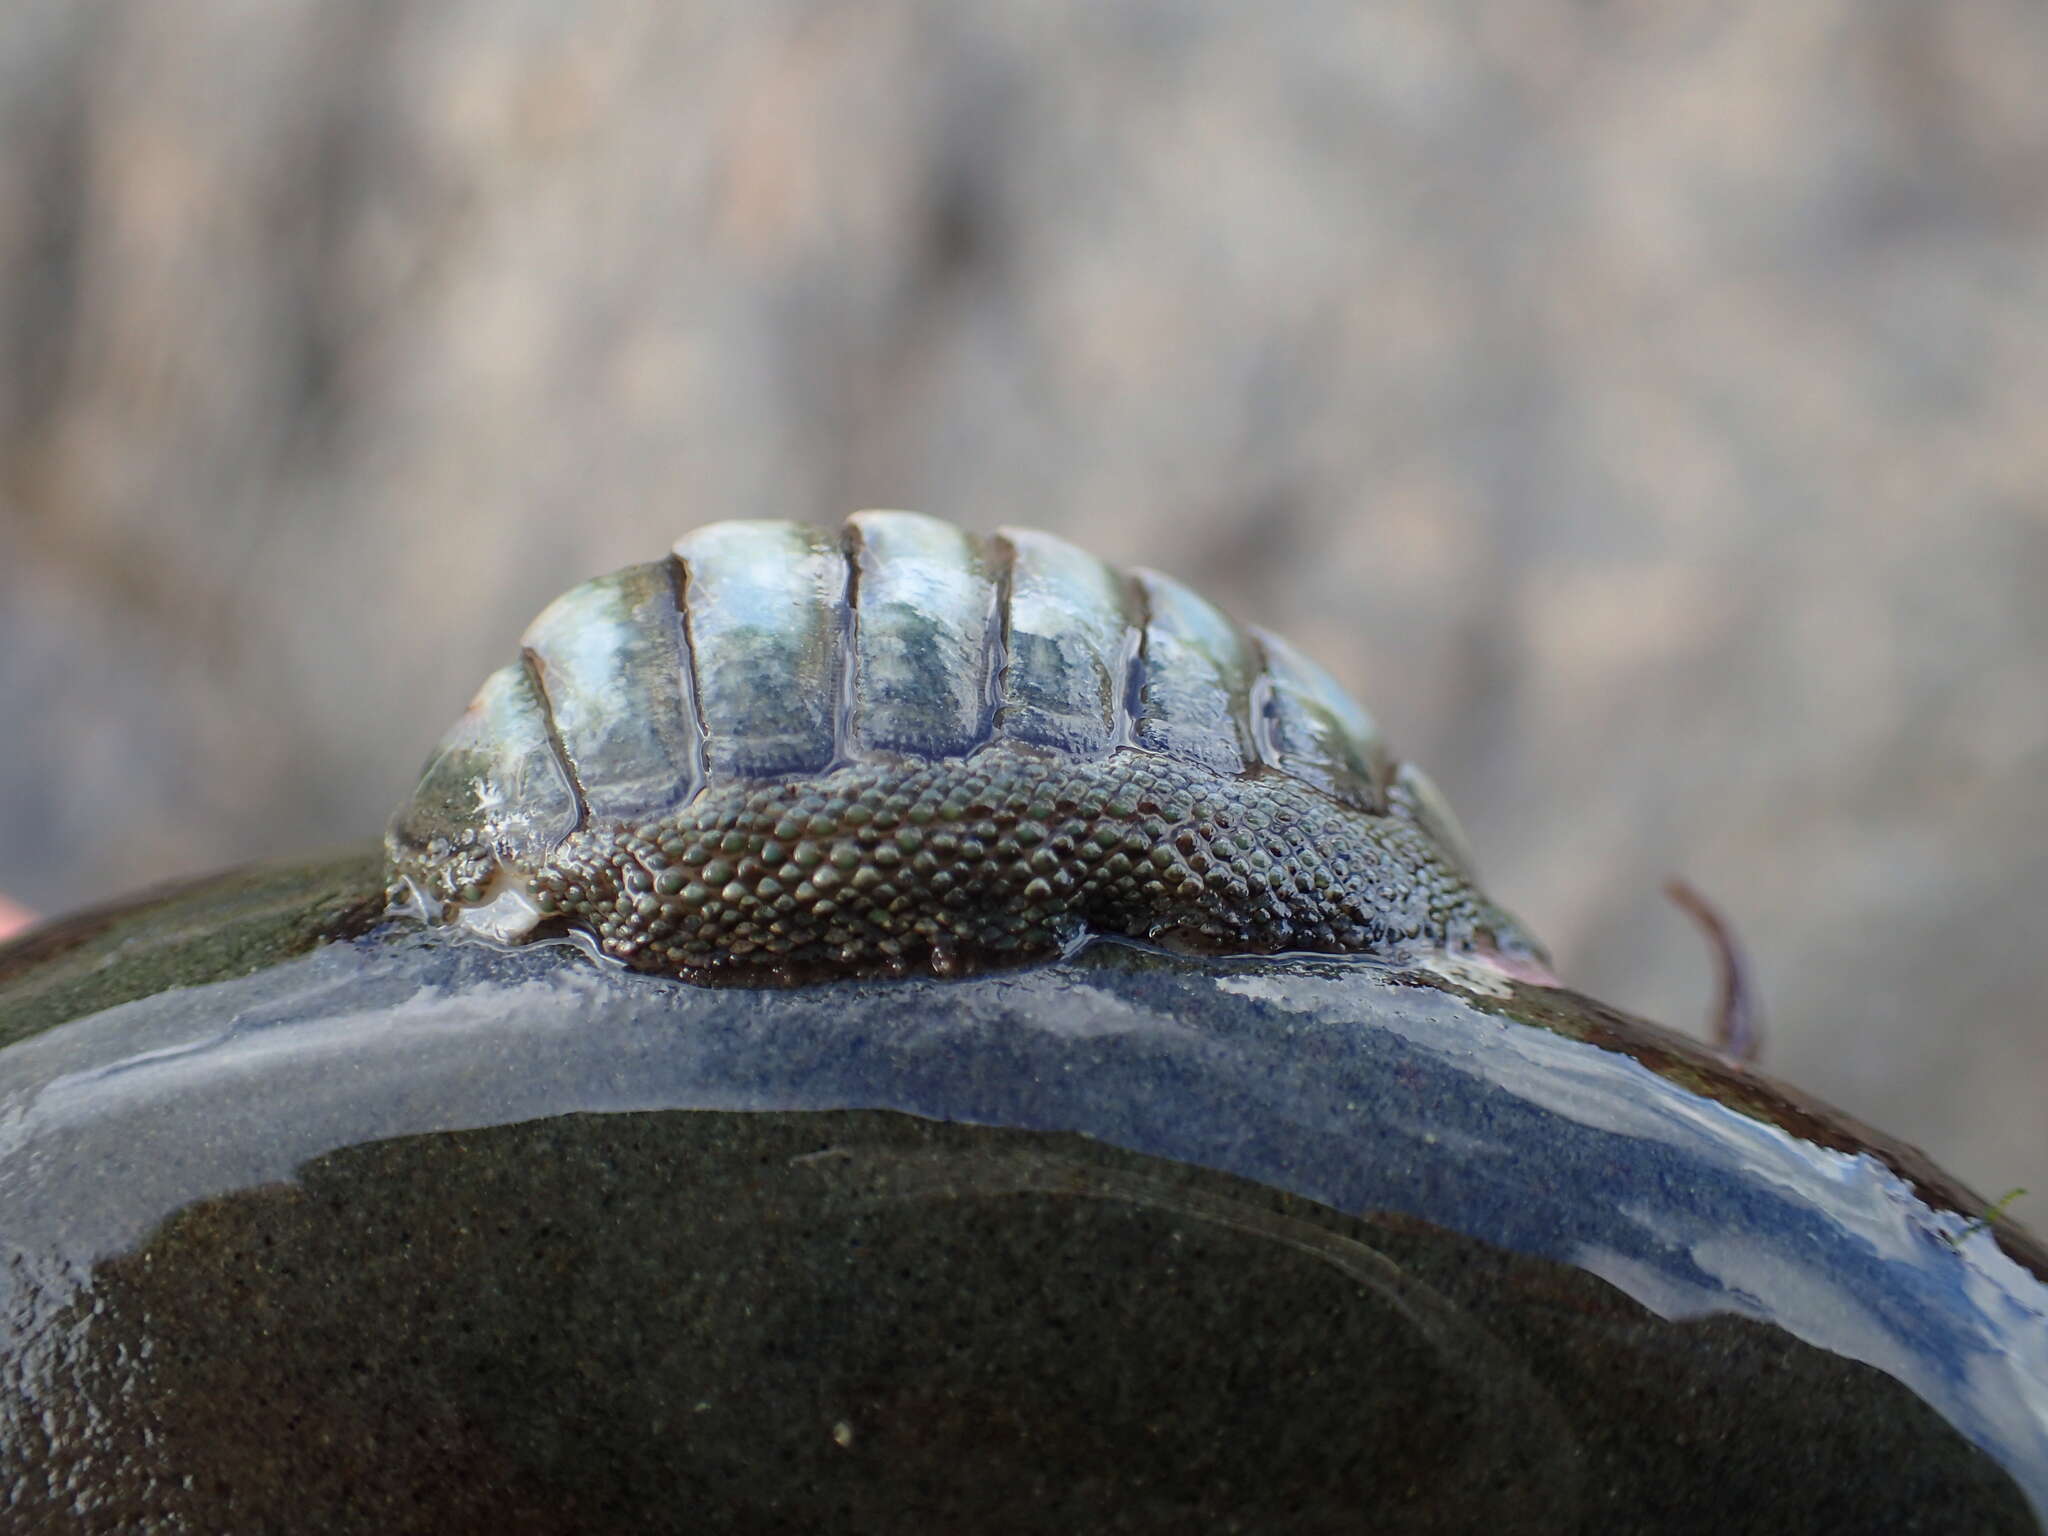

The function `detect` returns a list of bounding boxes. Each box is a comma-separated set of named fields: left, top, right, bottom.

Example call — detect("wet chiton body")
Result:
left=389, top=511, right=1541, bottom=984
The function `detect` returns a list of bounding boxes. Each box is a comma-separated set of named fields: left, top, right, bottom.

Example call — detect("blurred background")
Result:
left=1, top=2, right=2044, bottom=1207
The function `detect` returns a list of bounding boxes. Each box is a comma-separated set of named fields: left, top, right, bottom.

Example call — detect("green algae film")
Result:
left=0, top=848, right=388, bottom=1047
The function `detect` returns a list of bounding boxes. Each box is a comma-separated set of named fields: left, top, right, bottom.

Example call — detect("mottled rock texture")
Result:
left=1, top=2, right=2045, bottom=1199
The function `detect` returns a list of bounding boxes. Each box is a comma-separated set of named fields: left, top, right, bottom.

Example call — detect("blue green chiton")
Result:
left=387, top=511, right=1545, bottom=984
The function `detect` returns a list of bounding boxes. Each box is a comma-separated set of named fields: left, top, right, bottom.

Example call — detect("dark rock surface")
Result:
left=5, top=1110, right=2032, bottom=1534
left=4, top=883, right=2044, bottom=1523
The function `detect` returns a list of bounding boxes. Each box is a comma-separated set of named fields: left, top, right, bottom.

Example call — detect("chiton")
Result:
left=387, top=511, right=1545, bottom=984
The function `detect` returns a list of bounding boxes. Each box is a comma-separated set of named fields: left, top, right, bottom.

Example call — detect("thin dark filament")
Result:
left=1664, top=877, right=1763, bottom=1065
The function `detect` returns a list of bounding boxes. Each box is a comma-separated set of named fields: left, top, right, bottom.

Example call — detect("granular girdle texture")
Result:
left=531, top=743, right=1512, bottom=982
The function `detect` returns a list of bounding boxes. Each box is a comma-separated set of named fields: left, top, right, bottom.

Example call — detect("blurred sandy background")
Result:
left=1, top=2, right=2044, bottom=1209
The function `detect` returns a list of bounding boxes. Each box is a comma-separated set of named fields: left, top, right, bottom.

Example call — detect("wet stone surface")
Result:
left=3, top=1110, right=2033, bottom=1535
left=1, top=873, right=2044, bottom=1530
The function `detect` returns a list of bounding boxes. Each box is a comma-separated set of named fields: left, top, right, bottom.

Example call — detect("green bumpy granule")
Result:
left=506, top=742, right=1532, bottom=984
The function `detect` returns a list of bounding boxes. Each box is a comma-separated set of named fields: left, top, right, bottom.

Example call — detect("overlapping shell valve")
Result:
left=388, top=512, right=1545, bottom=984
